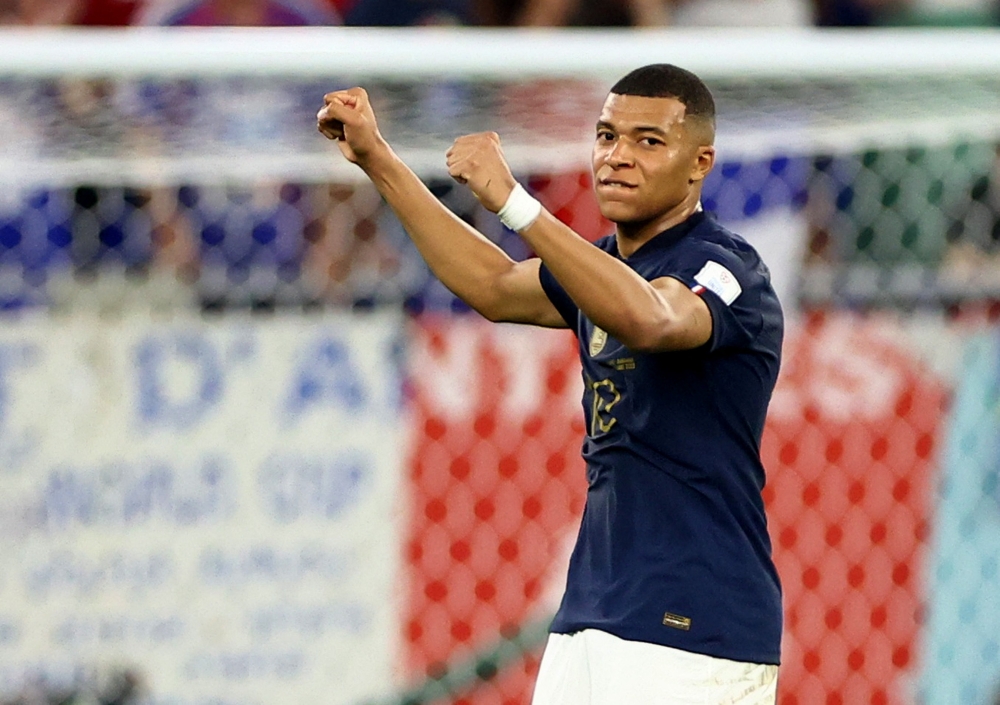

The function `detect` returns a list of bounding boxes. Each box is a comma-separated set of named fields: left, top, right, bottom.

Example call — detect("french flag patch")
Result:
left=692, top=261, right=742, bottom=305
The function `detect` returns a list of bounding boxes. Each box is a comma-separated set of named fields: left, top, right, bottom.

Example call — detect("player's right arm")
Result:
left=317, top=88, right=566, bottom=328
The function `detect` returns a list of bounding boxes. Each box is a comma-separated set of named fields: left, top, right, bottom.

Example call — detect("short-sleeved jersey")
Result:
left=538, top=211, right=784, bottom=665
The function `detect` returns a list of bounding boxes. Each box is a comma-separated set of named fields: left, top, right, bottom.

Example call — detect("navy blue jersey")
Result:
left=539, top=211, right=784, bottom=665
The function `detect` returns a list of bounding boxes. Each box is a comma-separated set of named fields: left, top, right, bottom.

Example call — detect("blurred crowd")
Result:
left=0, top=0, right=998, bottom=27
left=0, top=668, right=142, bottom=705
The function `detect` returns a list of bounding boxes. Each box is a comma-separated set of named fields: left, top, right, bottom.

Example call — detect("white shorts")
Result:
left=531, top=629, right=778, bottom=705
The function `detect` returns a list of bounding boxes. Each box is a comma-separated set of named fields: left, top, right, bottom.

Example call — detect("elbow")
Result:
left=469, top=277, right=524, bottom=323
left=466, top=288, right=512, bottom=324
left=462, top=267, right=521, bottom=323
left=477, top=305, right=507, bottom=324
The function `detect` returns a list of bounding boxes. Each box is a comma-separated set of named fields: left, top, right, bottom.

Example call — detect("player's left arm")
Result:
left=447, top=132, right=711, bottom=352
left=523, top=210, right=712, bottom=351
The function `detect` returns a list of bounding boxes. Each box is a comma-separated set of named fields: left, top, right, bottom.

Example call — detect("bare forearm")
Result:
left=360, top=146, right=517, bottom=314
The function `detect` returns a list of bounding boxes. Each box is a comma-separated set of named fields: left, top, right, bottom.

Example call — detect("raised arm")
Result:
left=317, top=88, right=565, bottom=328
left=445, top=133, right=712, bottom=353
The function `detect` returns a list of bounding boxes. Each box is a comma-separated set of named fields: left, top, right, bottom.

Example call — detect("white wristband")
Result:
left=497, top=183, right=543, bottom=232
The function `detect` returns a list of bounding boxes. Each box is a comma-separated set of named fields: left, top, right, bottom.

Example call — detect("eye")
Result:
left=596, top=130, right=615, bottom=142
left=640, top=137, right=664, bottom=147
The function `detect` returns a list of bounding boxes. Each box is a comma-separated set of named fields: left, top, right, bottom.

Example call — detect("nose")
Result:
left=606, top=139, right=633, bottom=168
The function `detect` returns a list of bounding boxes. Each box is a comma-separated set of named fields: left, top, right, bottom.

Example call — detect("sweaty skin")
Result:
left=317, top=88, right=715, bottom=352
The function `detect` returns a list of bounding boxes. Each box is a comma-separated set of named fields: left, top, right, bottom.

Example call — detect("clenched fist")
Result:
left=446, top=132, right=518, bottom=214
left=317, top=87, right=387, bottom=167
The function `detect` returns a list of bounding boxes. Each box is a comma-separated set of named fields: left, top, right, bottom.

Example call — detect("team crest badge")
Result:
left=589, top=326, right=608, bottom=357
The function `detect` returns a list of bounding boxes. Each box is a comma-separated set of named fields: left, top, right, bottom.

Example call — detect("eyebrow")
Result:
left=596, top=120, right=670, bottom=138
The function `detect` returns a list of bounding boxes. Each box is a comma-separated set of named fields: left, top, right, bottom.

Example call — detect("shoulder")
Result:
left=689, top=218, right=757, bottom=260
left=683, top=219, right=770, bottom=285
left=669, top=218, right=778, bottom=314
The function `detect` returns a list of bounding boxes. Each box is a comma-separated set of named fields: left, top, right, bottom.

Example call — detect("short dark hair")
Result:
left=610, top=64, right=716, bottom=126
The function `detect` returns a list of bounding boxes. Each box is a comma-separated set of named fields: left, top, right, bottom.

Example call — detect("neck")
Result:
left=615, top=192, right=703, bottom=259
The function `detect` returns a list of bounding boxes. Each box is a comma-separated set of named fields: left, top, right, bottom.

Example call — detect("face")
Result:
left=592, top=93, right=714, bottom=228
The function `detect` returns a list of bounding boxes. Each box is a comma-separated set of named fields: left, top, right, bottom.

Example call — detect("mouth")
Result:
left=597, top=179, right=638, bottom=193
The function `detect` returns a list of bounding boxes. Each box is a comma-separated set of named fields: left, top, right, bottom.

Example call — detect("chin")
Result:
left=598, top=201, right=646, bottom=225
left=598, top=203, right=649, bottom=225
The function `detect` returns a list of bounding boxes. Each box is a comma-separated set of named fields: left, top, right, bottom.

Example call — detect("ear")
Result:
left=689, top=145, right=716, bottom=184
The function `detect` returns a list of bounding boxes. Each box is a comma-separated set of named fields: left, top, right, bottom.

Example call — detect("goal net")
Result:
left=0, top=26, right=999, bottom=705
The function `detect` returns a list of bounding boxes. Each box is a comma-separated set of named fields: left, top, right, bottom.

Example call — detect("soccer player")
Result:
left=318, top=64, right=783, bottom=704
